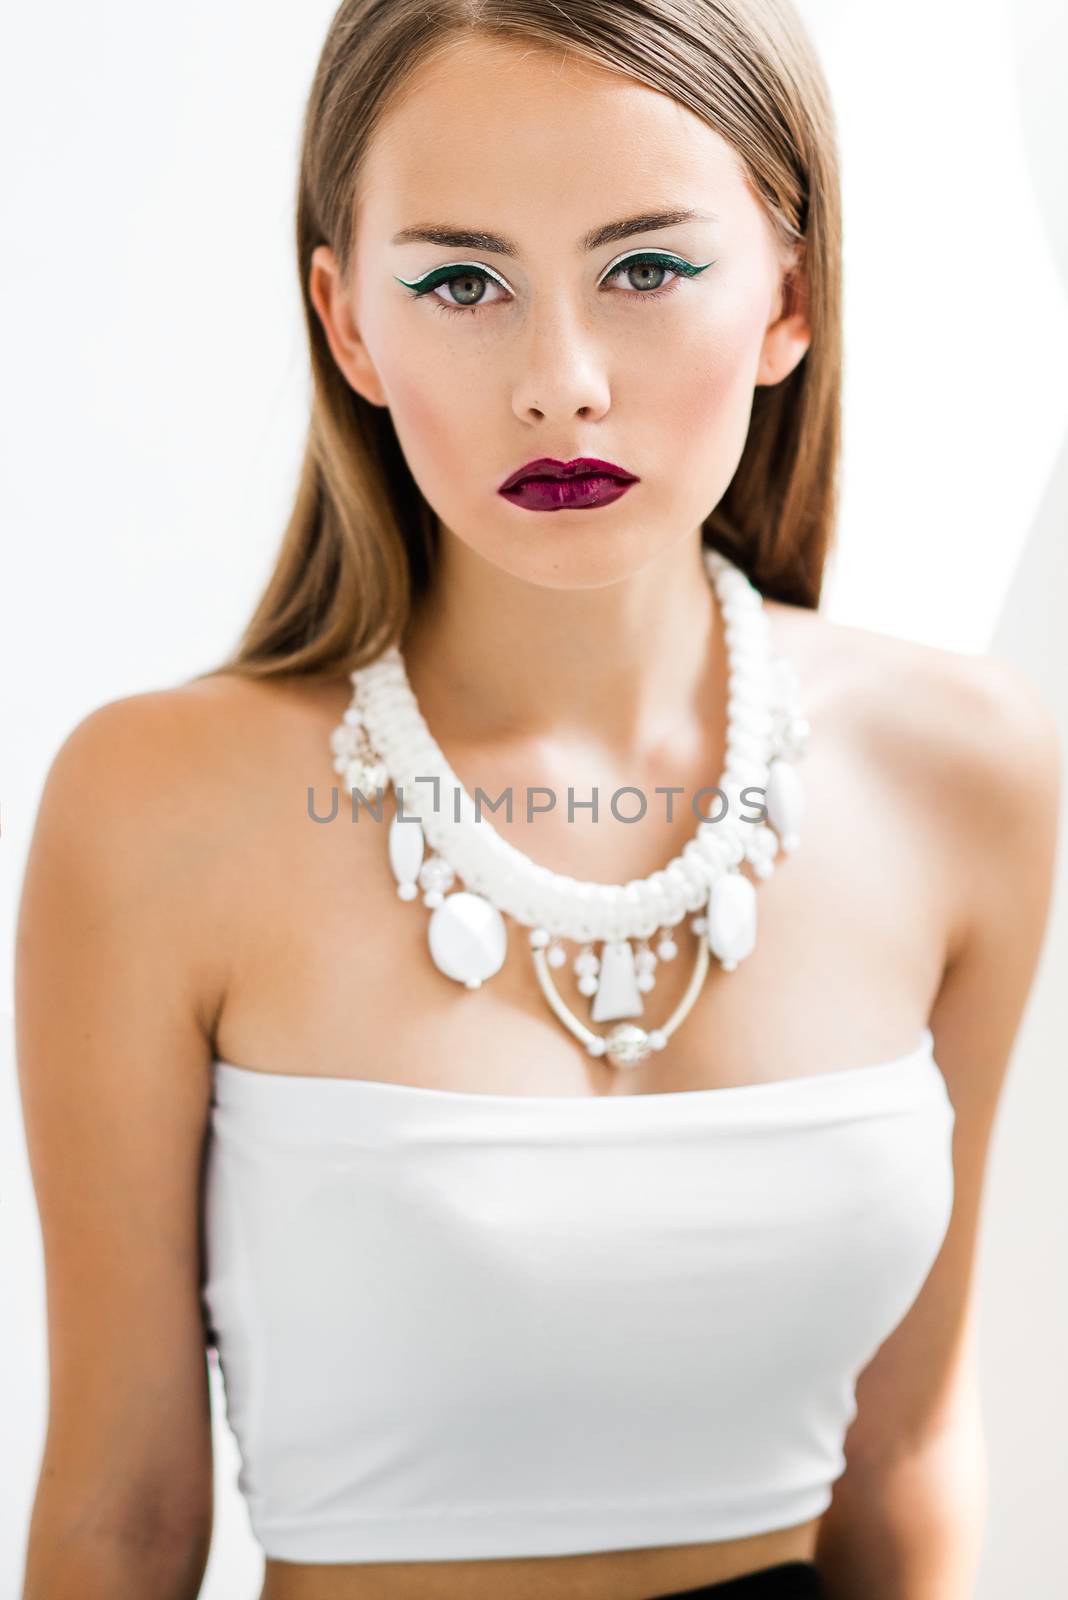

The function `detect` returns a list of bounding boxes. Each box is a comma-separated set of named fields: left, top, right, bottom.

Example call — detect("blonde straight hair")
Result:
left=205, top=0, right=842, bottom=685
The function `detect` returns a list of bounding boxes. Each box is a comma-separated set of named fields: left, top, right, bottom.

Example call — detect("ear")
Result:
left=755, top=247, right=812, bottom=387
left=307, top=244, right=389, bottom=407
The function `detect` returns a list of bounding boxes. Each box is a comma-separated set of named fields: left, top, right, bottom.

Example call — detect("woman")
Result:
left=16, top=2, right=1061, bottom=1598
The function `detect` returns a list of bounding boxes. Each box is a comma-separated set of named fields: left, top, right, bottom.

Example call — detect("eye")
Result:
left=599, top=250, right=713, bottom=303
left=394, top=250, right=715, bottom=319
left=394, top=262, right=511, bottom=318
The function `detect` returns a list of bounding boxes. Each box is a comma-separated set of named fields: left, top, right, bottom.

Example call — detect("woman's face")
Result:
left=310, top=36, right=809, bottom=590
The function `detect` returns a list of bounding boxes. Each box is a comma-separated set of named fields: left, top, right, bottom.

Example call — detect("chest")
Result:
left=210, top=689, right=953, bottom=1092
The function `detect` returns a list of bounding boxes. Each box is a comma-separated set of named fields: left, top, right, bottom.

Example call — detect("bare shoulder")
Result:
left=768, top=598, right=1062, bottom=963
left=33, top=673, right=335, bottom=1030
left=51, top=667, right=346, bottom=826
left=56, top=667, right=327, bottom=774
left=768, top=597, right=1060, bottom=809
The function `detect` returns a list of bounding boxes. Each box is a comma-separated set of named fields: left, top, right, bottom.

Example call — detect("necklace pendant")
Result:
left=574, top=943, right=600, bottom=998
left=427, top=890, right=508, bottom=990
left=603, top=1023, right=655, bottom=1070
left=589, top=939, right=645, bottom=1022
left=765, top=756, right=805, bottom=853
left=387, top=808, right=425, bottom=902
left=706, top=869, right=758, bottom=973
left=417, top=853, right=455, bottom=908
left=545, top=939, right=568, bottom=970
left=634, top=938, right=658, bottom=994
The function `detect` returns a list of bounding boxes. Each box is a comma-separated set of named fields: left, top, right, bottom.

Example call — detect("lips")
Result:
left=501, top=474, right=636, bottom=512
left=498, top=456, right=639, bottom=494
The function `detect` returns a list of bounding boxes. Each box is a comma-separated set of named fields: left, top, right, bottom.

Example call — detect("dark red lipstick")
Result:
left=497, top=456, right=640, bottom=513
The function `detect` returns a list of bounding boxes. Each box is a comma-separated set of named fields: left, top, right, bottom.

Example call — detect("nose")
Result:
left=509, top=300, right=612, bottom=425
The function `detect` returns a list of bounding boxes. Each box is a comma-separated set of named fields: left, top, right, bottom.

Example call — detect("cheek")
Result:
left=376, top=336, right=478, bottom=492
left=651, top=298, right=769, bottom=478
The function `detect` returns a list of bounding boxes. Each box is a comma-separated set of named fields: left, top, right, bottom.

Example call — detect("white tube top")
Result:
left=199, top=1028, right=955, bottom=1563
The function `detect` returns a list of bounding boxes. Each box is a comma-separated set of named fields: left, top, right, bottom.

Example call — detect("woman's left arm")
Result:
left=815, top=652, right=1063, bottom=1600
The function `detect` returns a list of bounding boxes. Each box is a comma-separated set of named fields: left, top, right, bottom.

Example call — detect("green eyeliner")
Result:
left=394, top=250, right=716, bottom=295
left=393, top=262, right=509, bottom=291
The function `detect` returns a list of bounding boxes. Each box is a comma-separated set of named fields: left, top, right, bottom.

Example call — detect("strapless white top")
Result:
left=199, top=1027, right=955, bottom=1563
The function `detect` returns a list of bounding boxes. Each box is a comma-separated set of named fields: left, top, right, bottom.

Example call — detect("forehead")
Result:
left=358, top=36, right=753, bottom=233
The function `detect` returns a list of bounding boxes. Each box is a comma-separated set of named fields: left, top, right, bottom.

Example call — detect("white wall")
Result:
left=3, top=4, right=1065, bottom=1596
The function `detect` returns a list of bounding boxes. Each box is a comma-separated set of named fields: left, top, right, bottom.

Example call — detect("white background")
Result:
left=2, top=2, right=1066, bottom=1595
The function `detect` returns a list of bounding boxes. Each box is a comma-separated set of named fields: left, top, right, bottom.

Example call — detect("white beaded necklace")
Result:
left=331, top=546, right=809, bottom=1069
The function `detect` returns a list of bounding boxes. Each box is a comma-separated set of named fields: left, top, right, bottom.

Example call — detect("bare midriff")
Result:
left=258, top=1515, right=821, bottom=1600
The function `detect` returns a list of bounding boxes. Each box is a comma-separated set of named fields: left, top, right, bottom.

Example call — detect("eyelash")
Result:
left=399, top=251, right=714, bottom=319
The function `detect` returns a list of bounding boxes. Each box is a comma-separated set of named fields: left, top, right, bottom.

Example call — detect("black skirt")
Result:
left=651, top=1560, right=825, bottom=1598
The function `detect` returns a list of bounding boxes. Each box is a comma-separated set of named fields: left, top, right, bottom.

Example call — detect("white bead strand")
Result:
left=348, top=547, right=787, bottom=944
left=333, top=546, right=811, bottom=1066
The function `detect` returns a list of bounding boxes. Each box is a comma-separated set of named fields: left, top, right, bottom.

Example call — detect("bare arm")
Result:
left=815, top=654, right=1063, bottom=1598
left=16, top=691, right=231, bottom=1599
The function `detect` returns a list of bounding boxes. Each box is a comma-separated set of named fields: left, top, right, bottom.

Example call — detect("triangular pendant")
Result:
left=589, top=940, right=645, bottom=1022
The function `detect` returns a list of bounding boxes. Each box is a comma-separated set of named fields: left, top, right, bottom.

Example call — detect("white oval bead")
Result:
left=387, top=809, right=425, bottom=889
left=427, top=892, right=508, bottom=986
left=706, top=871, right=757, bottom=967
left=765, top=757, right=805, bottom=850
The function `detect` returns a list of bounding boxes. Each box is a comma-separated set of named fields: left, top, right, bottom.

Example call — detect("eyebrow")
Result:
left=389, top=208, right=719, bottom=257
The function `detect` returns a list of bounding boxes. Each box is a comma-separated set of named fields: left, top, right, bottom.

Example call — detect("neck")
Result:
left=401, top=529, right=724, bottom=759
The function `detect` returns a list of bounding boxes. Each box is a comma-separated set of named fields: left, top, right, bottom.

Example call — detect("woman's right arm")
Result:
left=16, top=690, right=231, bottom=1599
